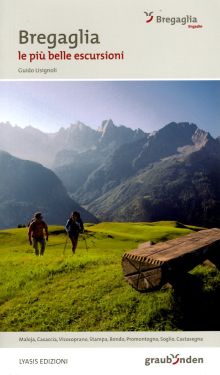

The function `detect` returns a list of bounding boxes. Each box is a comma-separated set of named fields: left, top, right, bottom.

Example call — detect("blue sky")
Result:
left=0, top=80, right=219, bottom=136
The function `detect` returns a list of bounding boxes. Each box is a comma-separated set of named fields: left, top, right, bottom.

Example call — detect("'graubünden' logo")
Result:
left=145, top=354, right=204, bottom=366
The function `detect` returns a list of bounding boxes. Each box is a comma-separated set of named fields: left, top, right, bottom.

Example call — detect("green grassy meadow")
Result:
left=0, top=221, right=220, bottom=332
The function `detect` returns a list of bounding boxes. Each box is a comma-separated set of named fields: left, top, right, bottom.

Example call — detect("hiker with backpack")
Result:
left=28, top=212, right=49, bottom=256
left=65, top=211, right=84, bottom=254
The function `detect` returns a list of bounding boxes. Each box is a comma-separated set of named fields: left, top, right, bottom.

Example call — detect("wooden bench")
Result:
left=122, top=228, right=220, bottom=292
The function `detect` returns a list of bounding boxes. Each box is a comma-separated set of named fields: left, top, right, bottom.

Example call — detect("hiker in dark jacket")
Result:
left=65, top=211, right=84, bottom=254
left=28, top=212, right=49, bottom=256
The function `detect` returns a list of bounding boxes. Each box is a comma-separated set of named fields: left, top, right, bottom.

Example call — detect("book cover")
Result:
left=0, top=0, right=220, bottom=374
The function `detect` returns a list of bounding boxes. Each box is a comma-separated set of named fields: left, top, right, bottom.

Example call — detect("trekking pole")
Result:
left=63, top=235, right=69, bottom=256
left=89, top=238, right=96, bottom=247
left=82, top=235, right=88, bottom=251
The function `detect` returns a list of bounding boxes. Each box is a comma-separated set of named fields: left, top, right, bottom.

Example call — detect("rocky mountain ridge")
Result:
left=1, top=120, right=220, bottom=227
left=0, top=120, right=146, bottom=167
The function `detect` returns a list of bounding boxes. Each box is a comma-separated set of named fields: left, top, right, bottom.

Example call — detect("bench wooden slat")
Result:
left=153, top=232, right=220, bottom=262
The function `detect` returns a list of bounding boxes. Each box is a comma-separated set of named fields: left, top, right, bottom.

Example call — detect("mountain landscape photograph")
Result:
left=0, top=80, right=220, bottom=332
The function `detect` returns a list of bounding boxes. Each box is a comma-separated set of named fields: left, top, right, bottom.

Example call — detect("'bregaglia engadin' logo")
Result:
left=145, top=353, right=204, bottom=366
left=144, top=10, right=203, bottom=29
left=144, top=11, right=154, bottom=23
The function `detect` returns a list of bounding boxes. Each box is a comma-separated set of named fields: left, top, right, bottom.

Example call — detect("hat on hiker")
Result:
left=71, top=211, right=80, bottom=219
left=34, top=212, right=42, bottom=219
